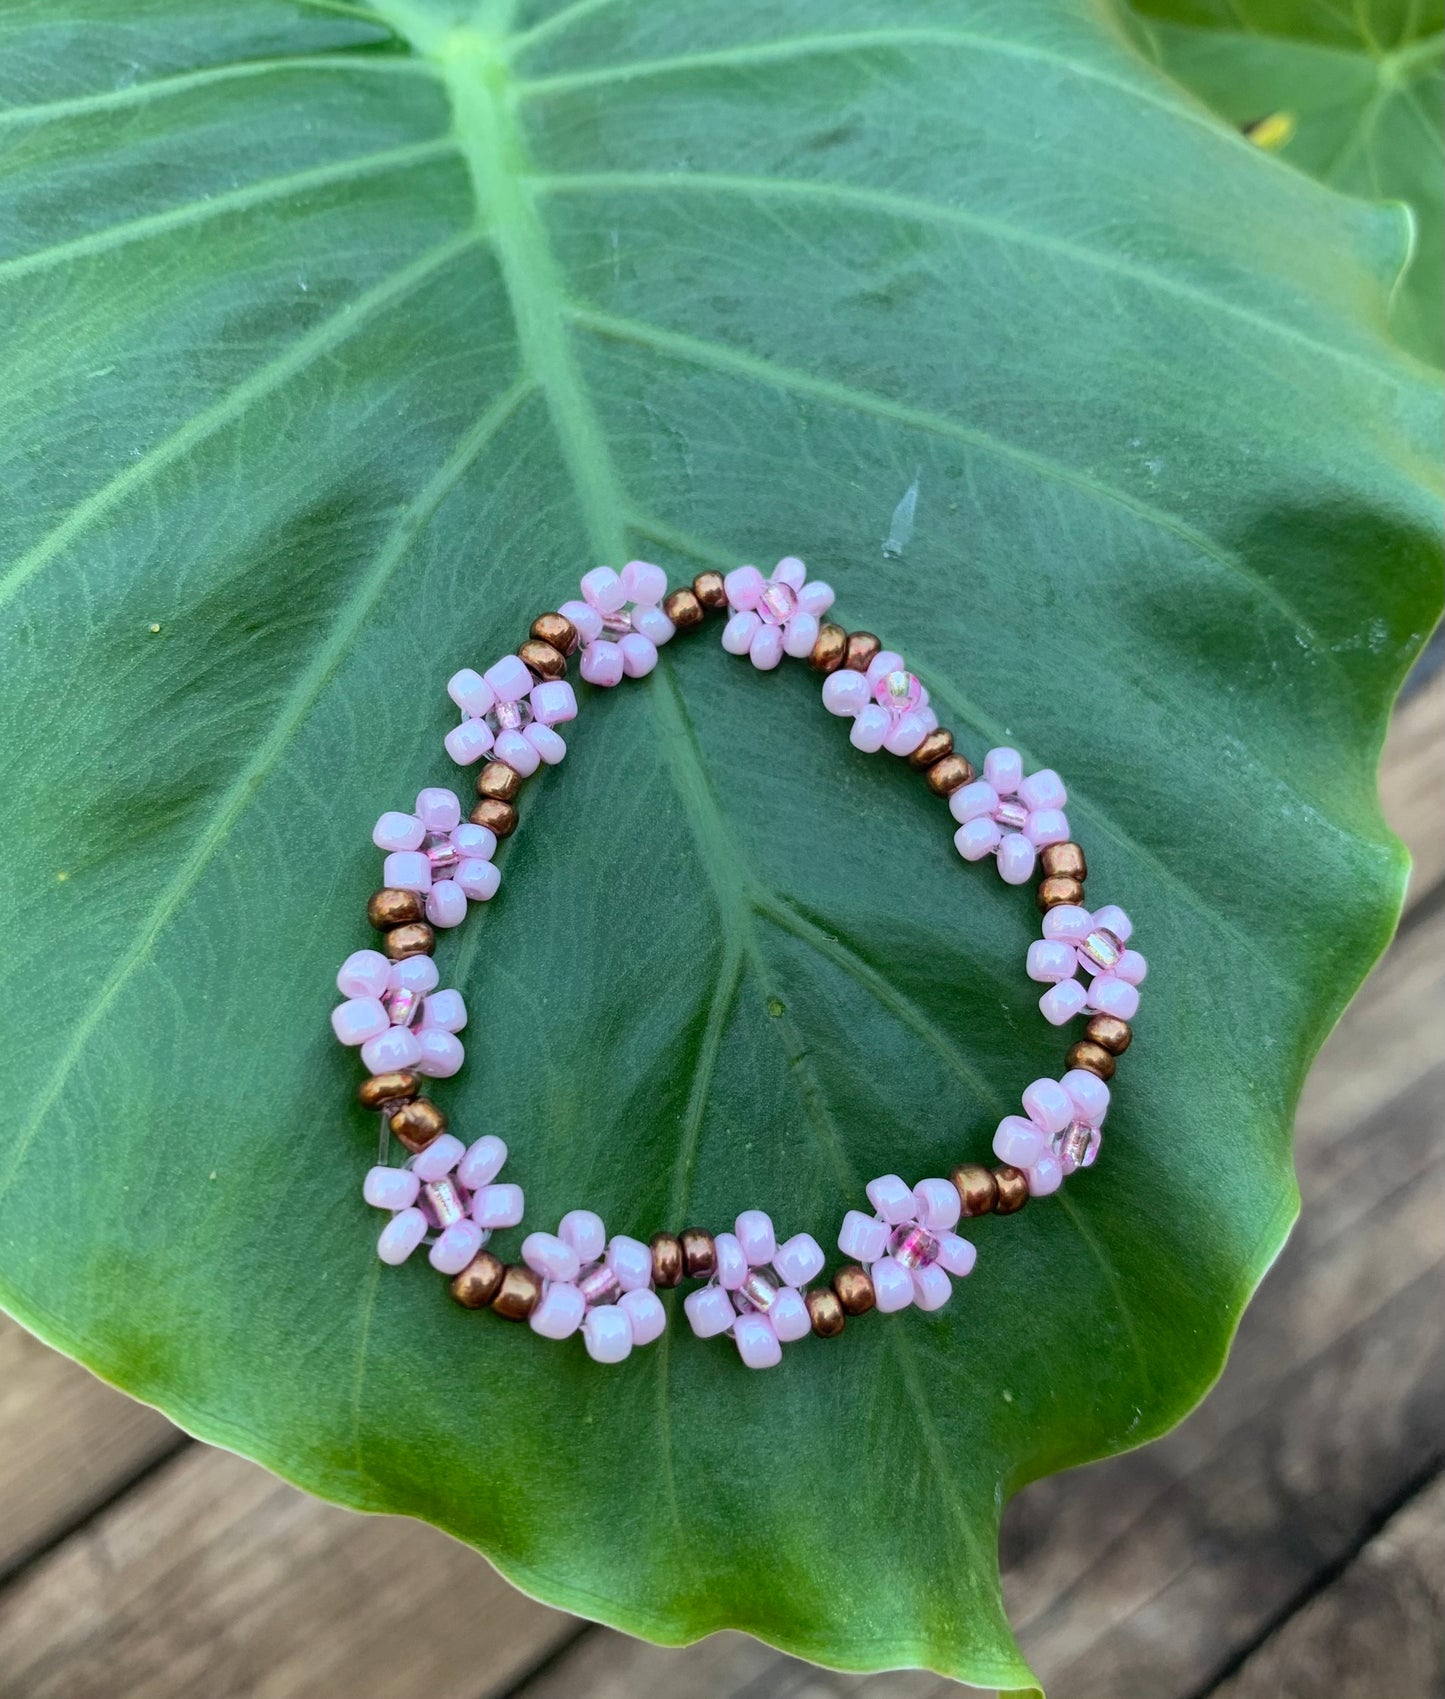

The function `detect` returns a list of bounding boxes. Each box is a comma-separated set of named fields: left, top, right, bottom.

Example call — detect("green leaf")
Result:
left=1124, top=0, right=1445, bottom=366
left=0, top=1, right=1439, bottom=1690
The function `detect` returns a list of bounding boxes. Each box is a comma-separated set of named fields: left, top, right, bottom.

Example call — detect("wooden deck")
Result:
left=0, top=674, right=1439, bottom=1699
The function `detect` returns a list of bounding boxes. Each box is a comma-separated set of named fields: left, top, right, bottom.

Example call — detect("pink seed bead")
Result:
left=881, top=708, right=932, bottom=757
left=333, top=996, right=389, bottom=1048
left=949, top=780, right=999, bottom=825
left=524, top=723, right=567, bottom=765
left=994, top=1114, right=1047, bottom=1168
left=721, top=610, right=760, bottom=655
left=1026, top=808, right=1071, bottom=848
left=1040, top=980, right=1089, bottom=1025
left=457, top=860, right=500, bottom=901
left=1063, top=1069, right=1111, bottom=1124
left=1019, top=768, right=1067, bottom=812
left=361, top=1026, right=421, bottom=1073
left=382, top=850, right=431, bottom=893
left=1089, top=976, right=1140, bottom=1020
left=620, top=1287, right=667, bottom=1346
left=865, top=1174, right=915, bottom=1225
left=865, top=650, right=905, bottom=684
left=633, top=604, right=675, bottom=646
left=606, top=1234, right=653, bottom=1291
left=870, top=1257, right=914, bottom=1313
left=797, top=579, right=834, bottom=615
left=771, top=556, right=807, bottom=589
left=581, top=1304, right=633, bottom=1363
left=373, top=811, right=423, bottom=852
left=619, top=632, right=658, bottom=677
left=748, top=624, right=785, bottom=670
left=580, top=565, right=627, bottom=614
left=425, top=881, right=467, bottom=929
left=1043, top=904, right=1093, bottom=944
left=849, top=703, right=891, bottom=752
left=912, top=1262, right=953, bottom=1311
left=770, top=1286, right=812, bottom=1343
left=684, top=1284, right=736, bottom=1338
left=580, top=639, right=625, bottom=686
left=458, top=1135, right=507, bottom=1189
left=415, top=787, right=460, bottom=831
left=936, top=1231, right=977, bottom=1278
left=724, top=565, right=765, bottom=610
left=337, top=949, right=391, bottom=1000
left=377, top=1207, right=427, bottom=1265
left=410, top=1133, right=463, bottom=1182
left=1023, top=1078, right=1074, bottom=1134
left=734, top=1209, right=776, bottom=1266
left=429, top=1218, right=484, bottom=1275
left=447, top=668, right=495, bottom=717
left=414, top=1029, right=463, bottom=1078
left=912, top=1177, right=962, bottom=1231
left=1091, top=904, right=1133, bottom=943
left=954, top=817, right=1002, bottom=862
left=1027, top=1154, right=1064, bottom=1196
left=773, top=1232, right=825, bottom=1287
left=1117, top=949, right=1148, bottom=986
left=983, top=747, right=1024, bottom=793
left=734, top=1312, right=782, bottom=1369
left=997, top=834, right=1037, bottom=884
left=782, top=611, right=819, bottom=657
left=445, top=719, right=494, bottom=765
left=419, top=988, right=466, bottom=1032
left=529, top=679, right=576, bottom=726
left=621, top=559, right=667, bottom=605
left=492, top=728, right=537, bottom=777
left=363, top=1166, right=419, bottom=1211
left=389, top=955, right=438, bottom=994
left=530, top=1282, right=586, bottom=1340
left=1028, top=939, right=1077, bottom=983
left=821, top=669, right=869, bottom=716
left=481, top=653, right=531, bottom=703
left=714, top=1232, right=747, bottom=1288
left=559, top=1209, right=606, bottom=1263
left=838, top=1209, right=888, bottom=1263
left=559, top=598, right=603, bottom=643
left=472, top=1182, right=523, bottom=1229
left=523, top=1232, right=581, bottom=1283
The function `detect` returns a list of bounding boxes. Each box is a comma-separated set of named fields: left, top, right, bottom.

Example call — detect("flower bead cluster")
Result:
left=837, top=1175, right=977, bottom=1312
left=819, top=647, right=939, bottom=757
left=993, top=1070, right=1111, bottom=1196
left=371, top=787, right=501, bottom=927
left=720, top=557, right=835, bottom=669
left=331, top=949, right=468, bottom=1078
left=444, top=654, right=578, bottom=771
left=561, top=560, right=675, bottom=686
left=363, top=1133, right=523, bottom=1273
left=522, top=1211, right=667, bottom=1363
left=1027, top=903, right=1147, bottom=1025
left=951, top=748, right=1070, bottom=885
left=684, top=1210, right=827, bottom=1369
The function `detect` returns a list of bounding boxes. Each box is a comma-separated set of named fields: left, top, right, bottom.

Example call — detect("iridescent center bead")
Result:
left=737, top=1269, right=779, bottom=1313
left=577, top=1262, right=621, bottom=1307
left=382, top=985, right=424, bottom=1028
left=873, top=668, right=923, bottom=717
left=995, top=797, right=1029, bottom=831
left=600, top=609, right=634, bottom=635
left=888, top=1222, right=940, bottom=1269
left=757, top=581, right=798, bottom=625
left=486, top=698, right=532, bottom=735
left=1054, top=1121, right=1100, bottom=1175
left=1080, top=928, right=1124, bottom=971
left=419, top=1175, right=470, bottom=1229
left=426, top=838, right=459, bottom=877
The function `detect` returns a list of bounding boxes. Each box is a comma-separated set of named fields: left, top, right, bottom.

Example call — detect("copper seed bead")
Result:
left=843, top=631, right=882, bottom=672
left=368, top=887, right=424, bottom=930
left=1041, top=841, right=1087, bottom=883
left=663, top=587, right=705, bottom=630
left=518, top=638, right=567, bottom=681
left=679, top=1228, right=716, bottom=1280
left=357, top=1071, right=419, bottom=1111
left=805, top=1287, right=846, bottom=1338
left=491, top=1264, right=542, bottom=1320
left=1086, top=1013, right=1132, bottom=1056
left=650, top=1232, right=684, bottom=1288
left=992, top=1164, right=1030, bottom=1214
left=383, top=921, right=435, bottom=961
left=390, top=1098, right=447, bottom=1152
left=1067, top=1039, right=1116, bottom=1081
left=809, top=622, right=848, bottom=673
left=926, top=753, right=976, bottom=798
left=470, top=797, right=518, bottom=837
left=450, top=1249, right=505, bottom=1309
left=832, top=1264, right=876, bottom=1315
left=531, top=611, right=578, bottom=655
left=693, top=570, right=727, bottom=610
left=949, top=1162, right=998, bottom=1218
left=476, top=761, right=522, bottom=803
left=908, top=727, right=954, bottom=770
left=1037, top=875, right=1086, bottom=912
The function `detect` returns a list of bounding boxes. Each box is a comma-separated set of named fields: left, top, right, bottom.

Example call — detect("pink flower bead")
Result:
left=377, top=1208, right=427, bottom=1265
left=363, top=1166, right=419, bottom=1210
left=871, top=1257, right=914, bottom=1312
left=485, top=653, right=533, bottom=702
left=582, top=1304, right=633, bottom=1363
left=472, top=1183, right=524, bottom=1229
left=866, top=650, right=905, bottom=683
left=445, top=718, right=494, bottom=766
left=531, top=1282, right=587, bottom=1339
left=865, top=1174, right=915, bottom=1224
left=414, top=1029, right=464, bottom=1077
left=361, top=1026, right=421, bottom=1073
left=772, top=1232, right=825, bottom=1287
left=367, top=1136, right=522, bottom=1272
left=416, top=788, right=460, bottom=831
left=458, top=859, right=500, bottom=901
left=619, top=632, right=658, bottom=677
left=447, top=668, right=495, bottom=718
left=1026, top=1153, right=1064, bottom=1197
left=821, top=669, right=870, bottom=716
left=607, top=1234, right=653, bottom=1291
left=849, top=704, right=891, bottom=752
left=331, top=997, right=388, bottom=1047
left=383, top=850, right=431, bottom=893
left=912, top=1178, right=961, bottom=1230
left=1031, top=905, right=1148, bottom=1026
left=722, top=610, right=759, bottom=655
left=524, top=723, right=567, bottom=765
left=412, top=1134, right=465, bottom=1182
left=951, top=747, right=1070, bottom=882
left=714, top=1232, right=747, bottom=1288
left=580, top=640, right=625, bottom=687
left=840, top=1172, right=977, bottom=1316
left=994, top=1114, right=1046, bottom=1168
left=373, top=811, right=424, bottom=852
left=581, top=565, right=628, bottom=614
left=687, top=1212, right=824, bottom=1364
left=426, top=882, right=467, bottom=929
left=523, top=1231, right=581, bottom=1284
left=524, top=1213, right=666, bottom=1362
left=912, top=1261, right=952, bottom=1311
left=559, top=598, right=603, bottom=643
left=633, top=604, right=675, bottom=646
left=530, top=679, right=577, bottom=726
left=621, top=559, right=668, bottom=605
left=684, top=1284, right=736, bottom=1338
left=1022, top=1077, right=1074, bottom=1134
left=723, top=565, right=765, bottom=609
left=337, top=950, right=392, bottom=1000
left=1063, top=1068, right=1110, bottom=1123
left=722, top=558, right=831, bottom=668
left=735, top=1209, right=776, bottom=1265
left=619, top=1288, right=667, bottom=1346
left=430, top=1218, right=484, bottom=1275
left=734, top=1312, right=782, bottom=1370
left=457, top=1136, right=507, bottom=1189
left=770, top=1287, right=812, bottom=1343
left=748, top=624, right=785, bottom=670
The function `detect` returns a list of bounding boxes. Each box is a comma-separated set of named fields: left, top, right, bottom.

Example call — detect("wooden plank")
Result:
left=1209, top=1472, right=1445, bottom=1699
left=1381, top=669, right=1444, bottom=907
left=0, top=1315, right=179, bottom=1579
left=0, top=1445, right=574, bottom=1699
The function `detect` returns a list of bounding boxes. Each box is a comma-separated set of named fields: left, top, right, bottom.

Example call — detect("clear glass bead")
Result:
left=1053, top=1121, right=1101, bottom=1175
left=1080, top=928, right=1124, bottom=971
left=577, top=1262, right=621, bottom=1307
left=485, top=698, right=532, bottom=735
left=419, top=1176, right=469, bottom=1229
left=601, top=609, right=634, bottom=636
left=888, top=1222, right=939, bottom=1269
left=382, top=985, right=424, bottom=1028
left=736, top=1269, right=779, bottom=1313
left=873, top=668, right=923, bottom=717
left=426, top=837, right=459, bottom=877
left=757, top=581, right=798, bottom=625
left=995, top=797, right=1029, bottom=831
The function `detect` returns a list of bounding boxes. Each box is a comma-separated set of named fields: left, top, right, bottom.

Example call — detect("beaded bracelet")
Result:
left=330, top=558, right=1147, bottom=1369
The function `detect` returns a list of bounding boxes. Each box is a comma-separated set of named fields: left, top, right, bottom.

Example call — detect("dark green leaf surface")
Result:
left=1127, top=0, right=1445, bottom=366
left=0, top=1, right=1440, bottom=1690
